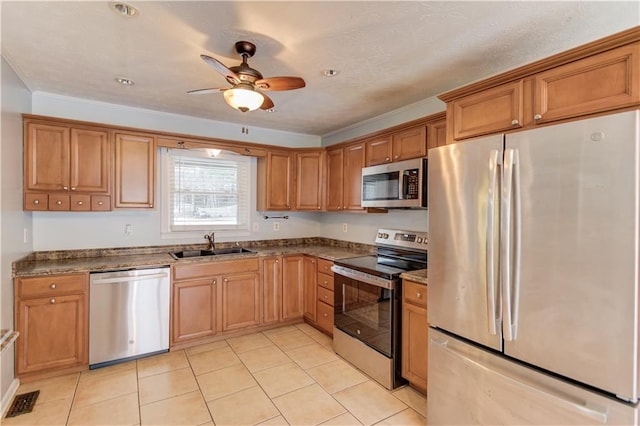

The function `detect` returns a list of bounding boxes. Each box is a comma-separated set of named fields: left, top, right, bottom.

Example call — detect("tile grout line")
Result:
left=63, top=372, right=81, bottom=425
left=183, top=349, right=216, bottom=425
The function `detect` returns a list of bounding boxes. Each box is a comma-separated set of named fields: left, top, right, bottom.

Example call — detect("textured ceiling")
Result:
left=1, top=1, right=638, bottom=136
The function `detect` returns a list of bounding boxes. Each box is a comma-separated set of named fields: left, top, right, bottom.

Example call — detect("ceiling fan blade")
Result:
left=255, top=76, right=305, bottom=91
left=260, top=93, right=275, bottom=110
left=200, top=54, right=240, bottom=84
left=187, top=88, right=226, bottom=95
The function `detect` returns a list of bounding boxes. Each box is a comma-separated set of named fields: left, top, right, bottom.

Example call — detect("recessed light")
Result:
left=115, top=77, right=134, bottom=86
left=110, top=2, right=138, bottom=17
left=323, top=69, right=339, bottom=77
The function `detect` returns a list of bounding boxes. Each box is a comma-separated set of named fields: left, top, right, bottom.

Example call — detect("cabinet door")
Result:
left=452, top=80, right=524, bottom=140
left=221, top=272, right=261, bottom=331
left=402, top=301, right=428, bottom=392
left=282, top=255, right=305, bottom=320
left=262, top=257, right=282, bottom=324
left=427, top=119, right=447, bottom=152
left=534, top=43, right=640, bottom=124
left=303, top=256, right=318, bottom=322
left=114, top=133, right=156, bottom=208
left=325, top=148, right=344, bottom=211
left=259, top=150, right=293, bottom=211
left=16, top=294, right=87, bottom=375
left=295, top=151, right=324, bottom=211
left=70, top=128, right=110, bottom=193
left=343, top=143, right=365, bottom=211
left=25, top=122, right=70, bottom=191
left=365, top=135, right=393, bottom=166
left=172, top=279, right=216, bottom=344
left=392, top=126, right=427, bottom=161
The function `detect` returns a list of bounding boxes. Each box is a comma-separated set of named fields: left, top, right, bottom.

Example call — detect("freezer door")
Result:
left=503, top=111, right=639, bottom=402
left=428, top=328, right=638, bottom=425
left=428, top=135, right=503, bottom=351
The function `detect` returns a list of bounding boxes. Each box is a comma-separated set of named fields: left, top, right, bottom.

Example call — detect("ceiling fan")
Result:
left=188, top=41, right=306, bottom=113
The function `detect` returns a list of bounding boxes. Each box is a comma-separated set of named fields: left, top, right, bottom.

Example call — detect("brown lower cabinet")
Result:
left=303, top=255, right=318, bottom=322
left=282, top=255, right=305, bottom=320
left=401, top=279, right=428, bottom=393
left=221, top=272, right=261, bottom=331
left=15, top=273, right=89, bottom=378
left=172, top=278, right=217, bottom=344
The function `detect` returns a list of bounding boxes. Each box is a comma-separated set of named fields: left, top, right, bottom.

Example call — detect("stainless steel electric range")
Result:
left=332, top=228, right=428, bottom=389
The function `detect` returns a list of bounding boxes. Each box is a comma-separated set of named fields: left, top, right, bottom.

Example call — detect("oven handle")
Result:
left=331, top=265, right=397, bottom=290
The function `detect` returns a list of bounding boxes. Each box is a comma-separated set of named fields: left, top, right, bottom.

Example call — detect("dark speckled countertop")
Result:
left=13, top=238, right=375, bottom=277
left=401, top=269, right=428, bottom=285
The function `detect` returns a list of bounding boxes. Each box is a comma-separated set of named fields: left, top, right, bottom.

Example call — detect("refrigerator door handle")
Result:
left=486, top=149, right=500, bottom=335
left=512, top=148, right=522, bottom=339
left=501, top=148, right=515, bottom=341
left=431, top=335, right=609, bottom=424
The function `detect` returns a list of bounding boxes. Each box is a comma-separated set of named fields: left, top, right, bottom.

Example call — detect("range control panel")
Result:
left=375, top=228, right=428, bottom=250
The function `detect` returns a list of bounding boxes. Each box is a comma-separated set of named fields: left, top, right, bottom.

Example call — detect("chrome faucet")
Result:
left=204, top=232, right=215, bottom=250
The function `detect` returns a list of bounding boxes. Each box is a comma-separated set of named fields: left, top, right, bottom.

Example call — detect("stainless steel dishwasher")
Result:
left=89, top=267, right=170, bottom=368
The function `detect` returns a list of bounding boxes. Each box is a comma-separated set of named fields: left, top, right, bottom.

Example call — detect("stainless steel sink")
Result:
left=170, top=247, right=254, bottom=259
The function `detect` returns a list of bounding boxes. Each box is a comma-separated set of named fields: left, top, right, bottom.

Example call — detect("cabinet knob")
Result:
left=324, top=295, right=328, bottom=300
left=534, top=114, right=542, bottom=121
left=312, top=260, right=316, bottom=264
left=338, top=206, right=342, bottom=210
left=511, top=119, right=520, bottom=125
left=385, top=157, right=390, bottom=162
left=149, top=204, right=153, bottom=208
left=275, top=260, right=279, bottom=264
left=324, top=280, right=328, bottom=285
left=416, top=292, right=422, bottom=298
left=394, top=155, right=399, bottom=159
left=50, top=283, right=56, bottom=289
left=63, top=186, right=68, bottom=191
left=50, top=298, right=56, bottom=304
left=212, top=279, right=217, bottom=285
left=33, top=199, right=40, bottom=205
left=71, top=187, right=76, bottom=191
left=223, top=278, right=228, bottom=283
left=56, top=200, right=62, bottom=206
left=77, top=201, right=83, bottom=205
left=323, top=313, right=328, bottom=318
left=98, top=201, right=104, bottom=206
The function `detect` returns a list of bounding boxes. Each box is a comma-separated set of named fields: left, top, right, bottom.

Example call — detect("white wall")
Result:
left=32, top=92, right=321, bottom=148
left=1, top=58, right=32, bottom=404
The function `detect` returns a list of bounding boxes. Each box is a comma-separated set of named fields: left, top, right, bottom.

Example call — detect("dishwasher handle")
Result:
left=91, top=272, right=169, bottom=285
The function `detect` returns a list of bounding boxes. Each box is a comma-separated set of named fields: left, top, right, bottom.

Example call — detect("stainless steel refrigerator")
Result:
left=427, top=110, right=639, bottom=425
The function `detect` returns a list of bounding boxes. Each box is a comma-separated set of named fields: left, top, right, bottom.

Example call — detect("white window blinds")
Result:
left=167, top=149, right=250, bottom=232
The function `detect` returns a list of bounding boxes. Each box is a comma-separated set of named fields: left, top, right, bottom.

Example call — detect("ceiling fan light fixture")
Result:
left=110, top=2, right=138, bottom=17
left=223, top=85, right=264, bottom=112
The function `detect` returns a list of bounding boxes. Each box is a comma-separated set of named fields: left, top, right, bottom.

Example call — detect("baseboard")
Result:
left=1, top=378, right=20, bottom=418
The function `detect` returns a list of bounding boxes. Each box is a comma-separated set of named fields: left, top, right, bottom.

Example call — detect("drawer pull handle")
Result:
left=50, top=298, right=56, bottom=304
left=416, top=292, right=422, bottom=298
left=63, top=186, right=68, bottom=191
left=323, top=313, right=328, bottom=318
left=324, top=295, right=328, bottom=300
left=385, top=157, right=390, bottom=162
left=50, top=283, right=56, bottom=289
left=534, top=114, right=542, bottom=121
left=324, top=281, right=328, bottom=285
left=33, top=199, right=40, bottom=205
left=511, top=119, right=520, bottom=126
left=56, top=200, right=62, bottom=206
left=98, top=201, right=104, bottom=206
left=77, top=201, right=83, bottom=205
left=71, top=187, right=76, bottom=191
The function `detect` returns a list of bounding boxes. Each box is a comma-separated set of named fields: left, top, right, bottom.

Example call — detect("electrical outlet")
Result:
left=23, top=228, right=29, bottom=244
left=125, top=224, right=133, bottom=235
left=273, top=222, right=280, bottom=231
left=342, top=223, right=348, bottom=233
left=252, top=222, right=259, bottom=232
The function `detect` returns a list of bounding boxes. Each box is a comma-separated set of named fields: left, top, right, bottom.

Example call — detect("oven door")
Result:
left=333, top=271, right=399, bottom=358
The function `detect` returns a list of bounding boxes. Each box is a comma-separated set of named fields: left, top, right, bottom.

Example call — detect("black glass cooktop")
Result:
left=334, top=255, right=408, bottom=279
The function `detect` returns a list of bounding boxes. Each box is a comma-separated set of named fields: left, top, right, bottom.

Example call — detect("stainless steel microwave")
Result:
left=361, top=157, right=427, bottom=209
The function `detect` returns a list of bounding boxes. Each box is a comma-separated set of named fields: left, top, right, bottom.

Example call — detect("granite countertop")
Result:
left=401, top=269, right=427, bottom=285
left=13, top=238, right=374, bottom=277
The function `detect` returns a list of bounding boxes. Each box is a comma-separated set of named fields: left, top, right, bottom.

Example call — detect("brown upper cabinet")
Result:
left=114, top=132, right=156, bottom=208
left=441, top=30, right=640, bottom=142
left=326, top=142, right=366, bottom=212
left=427, top=119, right=447, bottom=152
left=365, top=126, right=427, bottom=166
left=295, top=150, right=325, bottom=211
left=257, top=150, right=294, bottom=211
left=24, top=121, right=111, bottom=211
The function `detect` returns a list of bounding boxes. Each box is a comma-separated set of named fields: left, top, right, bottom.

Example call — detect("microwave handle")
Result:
left=400, top=172, right=408, bottom=200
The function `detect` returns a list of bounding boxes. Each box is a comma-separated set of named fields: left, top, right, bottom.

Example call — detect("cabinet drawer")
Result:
left=49, top=194, right=70, bottom=211
left=24, top=193, right=48, bottom=211
left=316, top=258, right=334, bottom=275
left=317, top=286, right=334, bottom=307
left=317, top=301, right=334, bottom=333
left=91, top=195, right=111, bottom=211
left=173, top=258, right=259, bottom=281
left=317, top=272, right=334, bottom=291
left=17, top=273, right=88, bottom=298
left=403, top=280, right=427, bottom=308
left=70, top=195, right=91, bottom=211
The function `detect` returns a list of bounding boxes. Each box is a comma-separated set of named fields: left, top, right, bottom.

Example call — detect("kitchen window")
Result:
left=161, top=148, right=250, bottom=236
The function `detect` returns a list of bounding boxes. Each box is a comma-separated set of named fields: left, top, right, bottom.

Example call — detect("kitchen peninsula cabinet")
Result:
left=401, top=279, right=428, bottom=393
left=15, top=273, right=89, bottom=379
left=24, top=120, right=111, bottom=211
left=257, top=150, right=293, bottom=211
left=114, top=132, right=156, bottom=208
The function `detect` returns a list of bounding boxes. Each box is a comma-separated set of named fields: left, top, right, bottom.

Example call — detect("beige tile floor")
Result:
left=3, top=323, right=427, bottom=426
